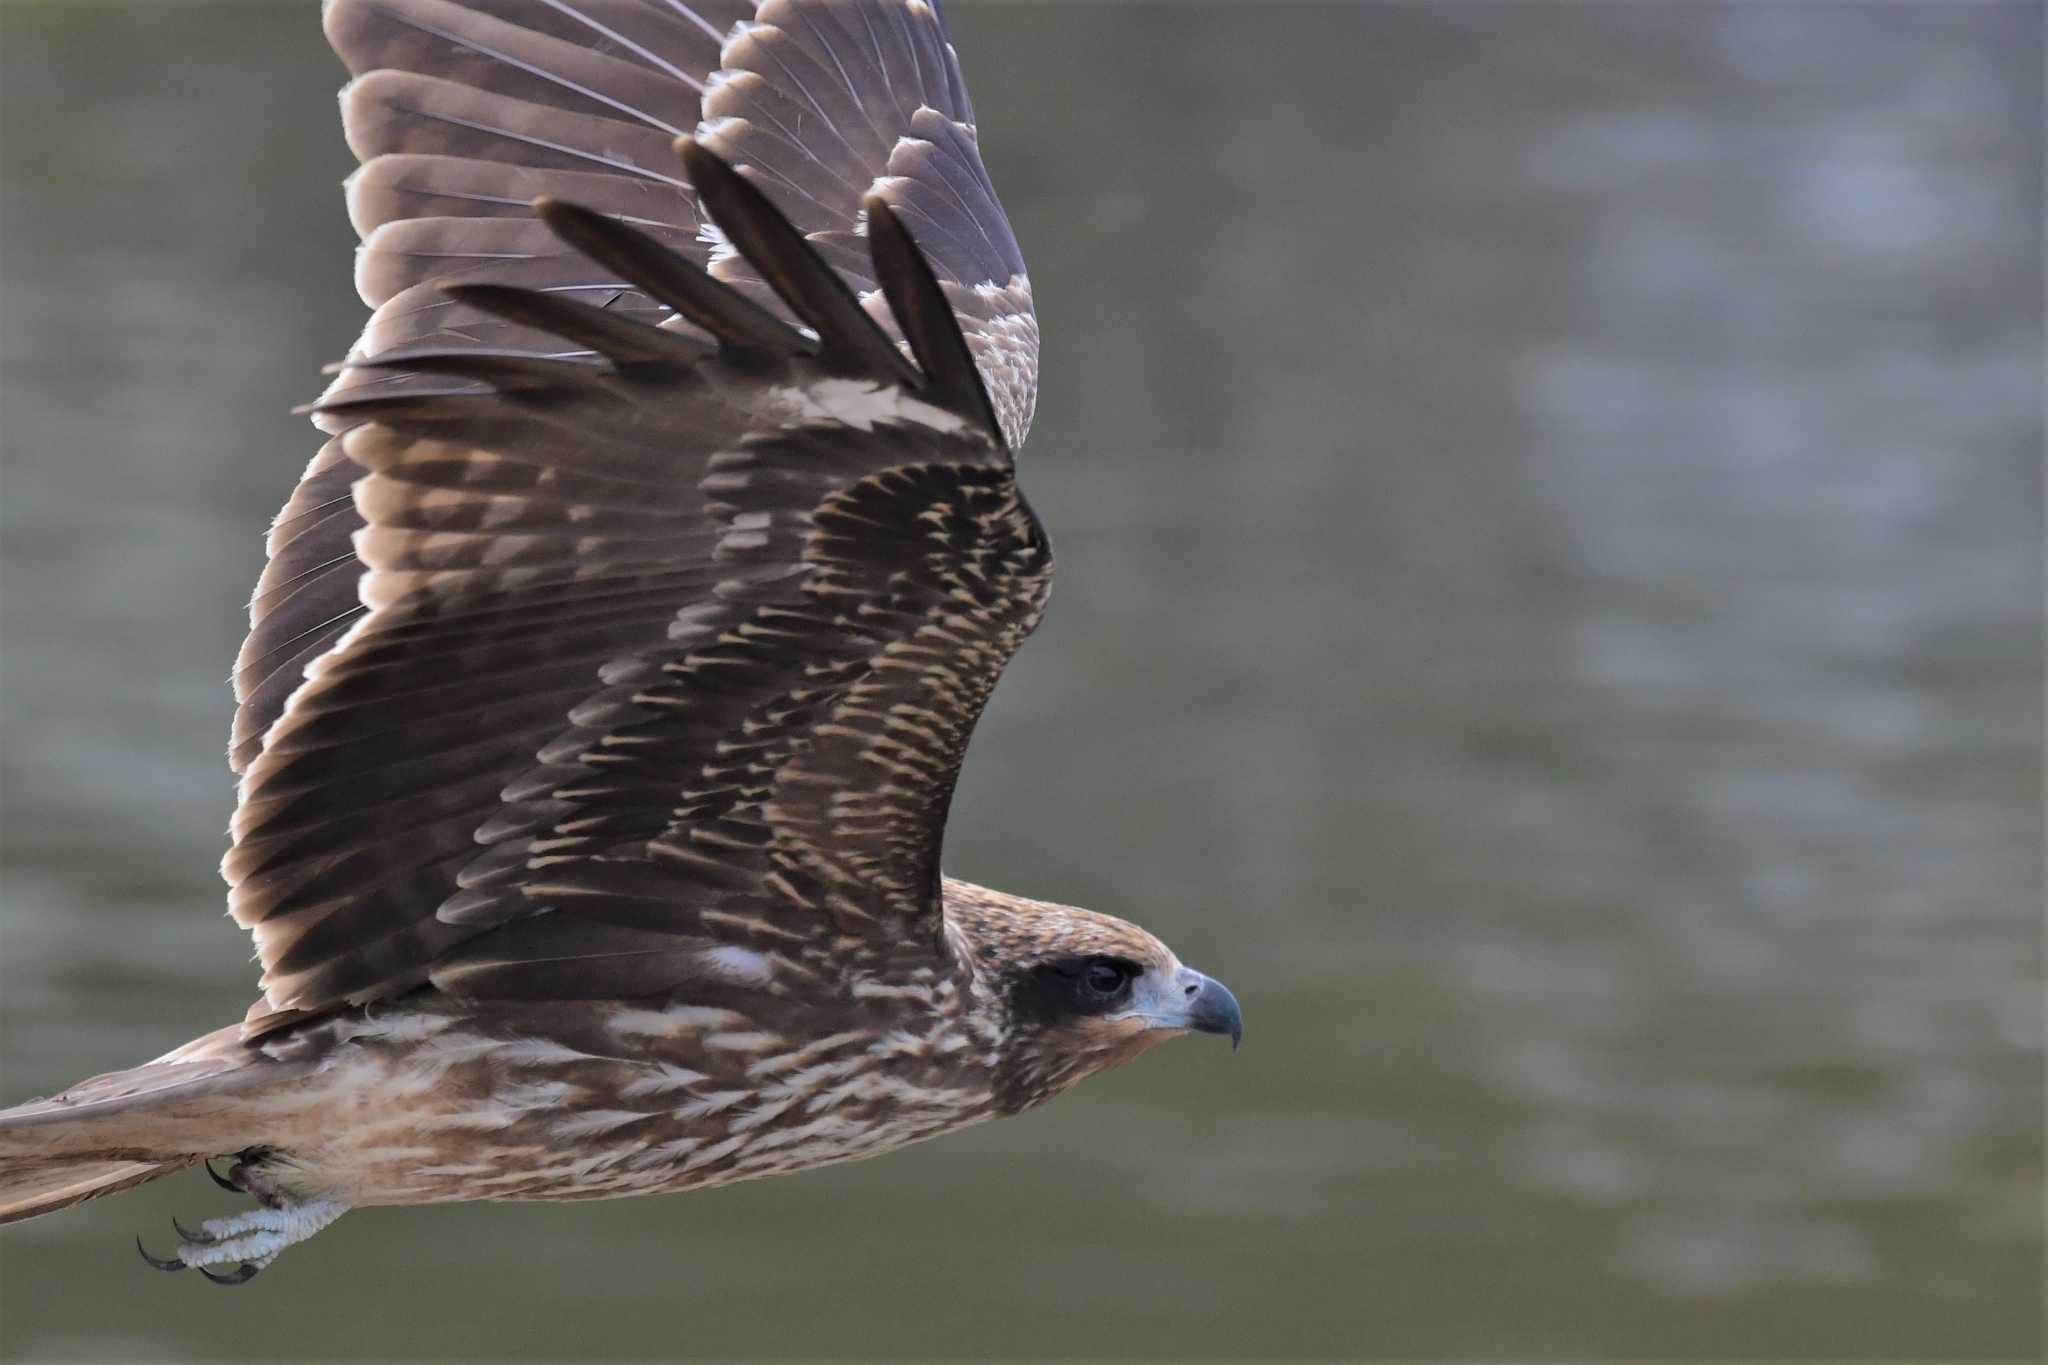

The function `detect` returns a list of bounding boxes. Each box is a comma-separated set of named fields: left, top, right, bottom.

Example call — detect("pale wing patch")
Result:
left=779, top=377, right=973, bottom=434
left=699, top=944, right=777, bottom=987
left=606, top=1005, right=749, bottom=1038
left=701, top=1030, right=784, bottom=1053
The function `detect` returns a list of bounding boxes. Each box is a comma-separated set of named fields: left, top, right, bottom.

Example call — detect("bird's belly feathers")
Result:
left=245, top=999, right=1002, bottom=1207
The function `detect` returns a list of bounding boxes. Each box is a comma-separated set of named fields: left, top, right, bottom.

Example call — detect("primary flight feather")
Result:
left=0, top=0, right=1240, bottom=1283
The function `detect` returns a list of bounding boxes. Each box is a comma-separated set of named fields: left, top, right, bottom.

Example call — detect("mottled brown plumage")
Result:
left=0, top=0, right=1239, bottom=1280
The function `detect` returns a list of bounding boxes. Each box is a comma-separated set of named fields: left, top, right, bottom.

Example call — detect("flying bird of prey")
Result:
left=0, top=0, right=1240, bottom=1282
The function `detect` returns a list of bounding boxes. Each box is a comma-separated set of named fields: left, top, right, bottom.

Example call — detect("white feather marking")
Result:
left=782, top=378, right=970, bottom=434
left=608, top=1005, right=746, bottom=1037
left=620, top=1063, right=710, bottom=1098
left=469, top=1169, right=560, bottom=1188
left=630, top=1136, right=702, bottom=1167
left=493, top=1079, right=574, bottom=1112
left=702, top=1030, right=782, bottom=1052
left=745, top=1031, right=867, bottom=1077
left=771, top=1057, right=868, bottom=1094
left=728, top=1096, right=799, bottom=1132
left=722, top=17, right=775, bottom=58
left=494, top=1037, right=603, bottom=1067
left=681, top=1134, right=748, bottom=1171
left=700, top=943, right=776, bottom=986
left=672, top=1089, right=749, bottom=1120
left=417, top=1107, right=521, bottom=1132
left=851, top=979, right=933, bottom=1001
left=411, top=1162, right=498, bottom=1177
left=974, top=275, right=1026, bottom=302
left=697, top=215, right=738, bottom=266
left=867, top=1029, right=930, bottom=1059
left=550, top=1109, right=650, bottom=1138
left=326, top=1010, right=454, bottom=1045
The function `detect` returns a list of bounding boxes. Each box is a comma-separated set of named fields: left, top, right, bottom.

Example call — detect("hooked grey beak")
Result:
left=1177, top=967, right=1243, bottom=1050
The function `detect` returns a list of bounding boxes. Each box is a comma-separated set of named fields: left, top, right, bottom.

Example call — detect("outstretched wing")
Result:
left=232, top=0, right=1036, bottom=774
left=228, top=1, right=1047, bottom=1030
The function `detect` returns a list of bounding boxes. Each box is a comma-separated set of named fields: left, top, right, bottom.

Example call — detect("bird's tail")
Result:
left=0, top=1157, right=193, bottom=1225
left=0, top=1025, right=291, bottom=1225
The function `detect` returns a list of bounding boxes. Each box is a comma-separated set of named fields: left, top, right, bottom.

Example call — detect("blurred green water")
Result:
left=0, top=2, right=2040, bottom=1359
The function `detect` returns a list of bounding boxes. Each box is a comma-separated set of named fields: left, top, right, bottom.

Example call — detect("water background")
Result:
left=1, top=3, right=2041, bottom=1359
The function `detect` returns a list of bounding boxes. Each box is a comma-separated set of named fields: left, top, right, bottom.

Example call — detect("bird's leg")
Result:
left=136, top=1199, right=349, bottom=1284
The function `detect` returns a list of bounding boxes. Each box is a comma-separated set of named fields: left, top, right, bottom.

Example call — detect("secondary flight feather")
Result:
left=0, top=0, right=1239, bottom=1284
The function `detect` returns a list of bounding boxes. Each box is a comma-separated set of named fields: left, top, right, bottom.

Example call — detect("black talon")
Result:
left=199, top=1263, right=261, bottom=1286
left=171, top=1215, right=216, bottom=1245
left=204, top=1159, right=240, bottom=1193
left=136, top=1236, right=186, bottom=1272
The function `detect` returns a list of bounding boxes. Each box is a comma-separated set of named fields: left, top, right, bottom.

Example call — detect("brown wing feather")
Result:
left=233, top=0, right=1037, bottom=783
left=233, top=145, right=1048, bottom=1028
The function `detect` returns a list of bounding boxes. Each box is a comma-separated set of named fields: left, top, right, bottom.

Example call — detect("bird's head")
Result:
left=943, top=880, right=1242, bottom=1112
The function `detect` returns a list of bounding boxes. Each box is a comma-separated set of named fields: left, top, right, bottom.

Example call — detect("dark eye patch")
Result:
left=1007, top=954, right=1145, bottom=1026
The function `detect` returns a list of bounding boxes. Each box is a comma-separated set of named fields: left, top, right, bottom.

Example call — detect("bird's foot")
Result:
left=136, top=1198, right=349, bottom=1285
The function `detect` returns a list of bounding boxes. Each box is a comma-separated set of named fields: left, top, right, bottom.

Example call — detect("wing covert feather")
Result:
left=234, top=0, right=1038, bottom=792
left=231, top=137, right=1049, bottom=1029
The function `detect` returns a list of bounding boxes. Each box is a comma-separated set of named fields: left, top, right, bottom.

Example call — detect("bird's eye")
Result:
left=1081, top=959, right=1132, bottom=999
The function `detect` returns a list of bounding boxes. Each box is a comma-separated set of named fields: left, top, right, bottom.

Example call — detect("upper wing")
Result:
left=227, top=2, right=1049, bottom=1031
left=232, top=0, right=1036, bottom=774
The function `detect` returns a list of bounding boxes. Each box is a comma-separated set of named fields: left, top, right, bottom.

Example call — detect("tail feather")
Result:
left=0, top=1027, right=303, bottom=1225
left=0, top=1158, right=191, bottom=1226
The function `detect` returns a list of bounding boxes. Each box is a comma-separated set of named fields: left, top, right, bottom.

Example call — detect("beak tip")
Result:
left=1182, top=969, right=1243, bottom=1050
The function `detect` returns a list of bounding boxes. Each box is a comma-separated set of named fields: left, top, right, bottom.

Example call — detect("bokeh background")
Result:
left=1, top=2, right=2041, bottom=1359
